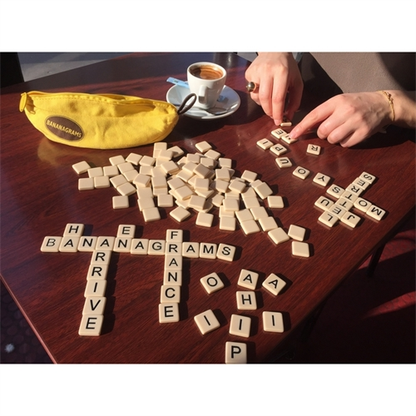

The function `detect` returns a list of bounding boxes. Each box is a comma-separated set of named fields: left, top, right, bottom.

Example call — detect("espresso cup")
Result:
left=187, top=62, right=226, bottom=109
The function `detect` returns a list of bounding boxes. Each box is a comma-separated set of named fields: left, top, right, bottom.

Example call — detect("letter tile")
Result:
left=313, top=173, right=331, bottom=187
left=336, top=197, right=354, bottom=211
left=78, top=177, right=95, bottom=191
left=117, top=224, right=136, bottom=238
left=166, top=229, right=183, bottom=242
left=257, top=138, right=274, bottom=150
left=366, top=204, right=386, bottom=221
left=217, top=243, right=236, bottom=262
left=110, top=174, right=127, bottom=188
left=195, top=141, right=212, bottom=153
left=196, top=212, right=214, bottom=227
left=194, top=309, right=220, bottom=334
left=170, top=206, right=191, bottom=222
left=113, top=238, right=132, bottom=253
left=275, top=157, right=293, bottom=169
left=229, top=314, right=251, bottom=338
left=354, top=197, right=372, bottom=213
left=267, top=195, right=285, bottom=209
left=252, top=181, right=273, bottom=199
left=117, top=182, right=137, bottom=196
left=262, top=273, right=286, bottom=296
left=360, top=172, right=376, bottom=184
left=326, top=184, right=344, bottom=199
left=163, top=270, right=182, bottom=286
left=288, top=224, right=306, bottom=241
left=96, top=237, right=115, bottom=250
left=157, top=194, right=174, bottom=207
left=78, top=236, right=98, bottom=252
left=318, top=211, right=339, bottom=227
left=259, top=216, right=278, bottom=232
left=241, top=170, right=258, bottom=183
left=59, top=236, right=80, bottom=253
left=164, top=255, right=182, bottom=270
left=268, top=227, right=290, bottom=245
left=125, top=152, right=143, bottom=165
left=306, top=144, right=321, bottom=155
left=240, top=219, right=261, bottom=235
left=148, top=240, right=166, bottom=255
left=109, top=155, right=125, bottom=166
left=142, top=207, right=161, bottom=222
left=270, top=144, right=288, bottom=156
left=250, top=206, right=268, bottom=220
left=112, top=195, right=129, bottom=209
left=94, top=176, right=110, bottom=189
left=200, top=272, right=224, bottom=294
left=78, top=315, right=104, bottom=336
left=103, top=165, right=119, bottom=177
left=271, top=128, right=287, bottom=139
left=84, top=279, right=107, bottom=297
left=328, top=204, right=347, bottom=219
left=292, top=241, right=310, bottom=258
left=262, top=311, right=284, bottom=333
left=160, top=285, right=181, bottom=303
left=236, top=291, right=257, bottom=310
left=86, top=264, right=108, bottom=280
left=82, top=297, right=106, bottom=315
left=130, top=238, right=149, bottom=255
left=225, top=342, right=247, bottom=364
left=159, top=303, right=180, bottom=323
left=314, top=196, right=334, bottom=211
left=199, top=243, right=217, bottom=259
left=238, top=269, right=259, bottom=290
left=64, top=223, right=84, bottom=236
left=90, top=250, right=112, bottom=265
left=182, top=242, right=199, bottom=258
left=87, top=167, right=103, bottom=178
left=72, top=160, right=91, bottom=174
left=40, top=236, right=62, bottom=252
left=281, top=134, right=297, bottom=144
left=293, top=166, right=310, bottom=180
left=219, top=216, right=236, bottom=231
left=340, top=212, right=361, bottom=228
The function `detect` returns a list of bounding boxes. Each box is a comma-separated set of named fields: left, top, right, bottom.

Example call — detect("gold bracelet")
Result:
left=379, top=90, right=395, bottom=123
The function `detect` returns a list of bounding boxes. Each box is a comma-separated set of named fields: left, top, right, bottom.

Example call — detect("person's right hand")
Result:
left=245, top=52, right=304, bottom=125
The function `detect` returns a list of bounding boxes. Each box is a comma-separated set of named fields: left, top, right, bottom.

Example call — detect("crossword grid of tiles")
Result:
left=41, top=131, right=386, bottom=363
left=258, top=128, right=386, bottom=227
left=40, top=223, right=287, bottom=364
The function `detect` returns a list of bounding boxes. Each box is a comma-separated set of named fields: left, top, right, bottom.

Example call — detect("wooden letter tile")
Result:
left=225, top=342, right=247, bottom=364
left=194, top=309, right=220, bottom=335
left=78, top=315, right=104, bottom=336
left=40, top=236, right=62, bottom=252
left=200, top=272, right=224, bottom=294
left=238, top=269, right=259, bottom=290
left=217, top=244, right=236, bottom=262
left=229, top=314, right=251, bottom=338
left=159, top=303, right=180, bottom=323
left=262, top=273, right=286, bottom=296
left=262, top=311, right=284, bottom=333
left=236, top=291, right=257, bottom=310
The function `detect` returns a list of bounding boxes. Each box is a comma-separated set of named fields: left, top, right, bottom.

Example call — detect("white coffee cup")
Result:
left=187, top=62, right=227, bottom=109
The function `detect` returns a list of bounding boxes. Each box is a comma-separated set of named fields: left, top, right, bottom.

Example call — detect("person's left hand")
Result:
left=289, top=92, right=392, bottom=147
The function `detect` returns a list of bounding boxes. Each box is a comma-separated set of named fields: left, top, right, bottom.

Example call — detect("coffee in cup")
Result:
left=187, top=62, right=226, bottom=109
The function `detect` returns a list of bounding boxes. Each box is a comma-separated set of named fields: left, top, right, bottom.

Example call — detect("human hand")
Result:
left=245, top=52, right=303, bottom=125
left=289, top=92, right=393, bottom=147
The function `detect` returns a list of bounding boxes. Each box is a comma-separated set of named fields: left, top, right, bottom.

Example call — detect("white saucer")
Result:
left=166, top=84, right=241, bottom=120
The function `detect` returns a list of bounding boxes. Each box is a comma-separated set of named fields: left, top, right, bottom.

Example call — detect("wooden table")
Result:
left=1, top=52, right=415, bottom=363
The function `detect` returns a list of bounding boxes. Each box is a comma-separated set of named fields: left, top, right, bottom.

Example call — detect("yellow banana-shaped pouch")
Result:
left=19, top=91, right=194, bottom=149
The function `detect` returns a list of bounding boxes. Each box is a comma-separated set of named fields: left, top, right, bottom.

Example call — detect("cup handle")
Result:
left=198, top=85, right=207, bottom=103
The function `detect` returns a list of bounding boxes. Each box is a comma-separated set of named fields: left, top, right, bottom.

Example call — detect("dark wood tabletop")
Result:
left=1, top=52, right=415, bottom=363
